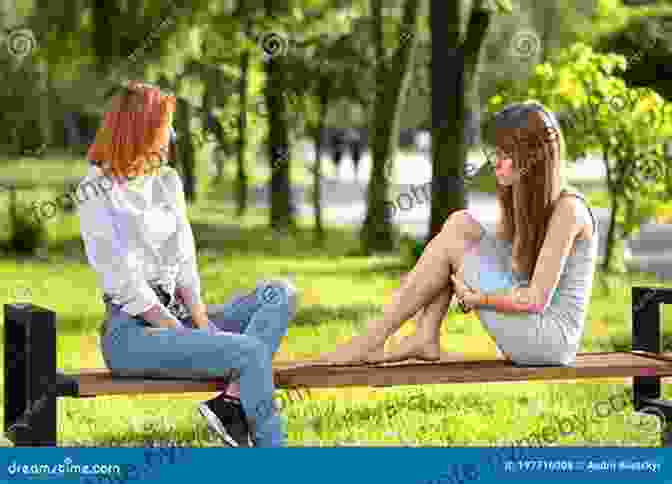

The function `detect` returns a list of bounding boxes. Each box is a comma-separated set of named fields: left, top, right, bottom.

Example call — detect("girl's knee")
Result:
left=258, top=279, right=298, bottom=319
left=444, top=210, right=483, bottom=241
left=236, top=335, right=272, bottom=366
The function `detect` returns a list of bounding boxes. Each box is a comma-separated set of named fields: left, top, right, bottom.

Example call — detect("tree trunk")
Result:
left=264, top=40, right=294, bottom=232
left=35, top=59, right=52, bottom=150
left=429, top=0, right=466, bottom=239
left=92, top=0, right=123, bottom=76
left=236, top=48, right=250, bottom=217
left=361, top=0, right=423, bottom=253
left=429, top=0, right=491, bottom=240
left=175, top=97, right=197, bottom=202
left=201, top=81, right=220, bottom=184
left=312, top=84, right=330, bottom=245
left=601, top=148, right=618, bottom=273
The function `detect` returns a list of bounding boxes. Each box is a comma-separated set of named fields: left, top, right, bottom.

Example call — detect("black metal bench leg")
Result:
left=662, top=422, right=672, bottom=447
left=4, top=303, right=57, bottom=446
left=632, top=287, right=672, bottom=447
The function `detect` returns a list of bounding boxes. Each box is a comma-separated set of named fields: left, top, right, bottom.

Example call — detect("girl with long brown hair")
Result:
left=78, top=81, right=296, bottom=447
left=320, top=101, right=598, bottom=366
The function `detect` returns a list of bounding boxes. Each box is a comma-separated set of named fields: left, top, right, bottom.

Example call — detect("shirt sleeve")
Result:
left=163, top=169, right=204, bottom=309
left=77, top=174, right=178, bottom=321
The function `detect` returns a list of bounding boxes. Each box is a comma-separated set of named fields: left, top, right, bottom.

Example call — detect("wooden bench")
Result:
left=4, top=286, right=672, bottom=446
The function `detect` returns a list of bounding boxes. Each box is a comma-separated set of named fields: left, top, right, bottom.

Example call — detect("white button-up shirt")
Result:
left=77, top=164, right=203, bottom=317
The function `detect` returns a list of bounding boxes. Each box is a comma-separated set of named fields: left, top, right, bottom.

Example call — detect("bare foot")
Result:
left=372, top=335, right=442, bottom=363
left=317, top=335, right=387, bottom=365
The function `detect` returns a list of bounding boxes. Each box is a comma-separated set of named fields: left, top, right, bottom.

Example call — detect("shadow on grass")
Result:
left=171, top=223, right=364, bottom=259
left=298, top=261, right=409, bottom=280
left=82, top=423, right=215, bottom=447
left=292, top=303, right=383, bottom=327
left=1, top=223, right=367, bottom=262
left=7, top=303, right=384, bottom=334
left=55, top=315, right=106, bottom=335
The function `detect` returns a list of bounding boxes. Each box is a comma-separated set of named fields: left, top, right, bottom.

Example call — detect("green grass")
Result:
left=0, top=155, right=669, bottom=447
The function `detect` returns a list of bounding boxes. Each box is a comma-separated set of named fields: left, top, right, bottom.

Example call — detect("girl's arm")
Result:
left=475, top=196, right=591, bottom=314
left=164, top=168, right=209, bottom=328
left=141, top=303, right=185, bottom=329
left=78, top=173, right=180, bottom=327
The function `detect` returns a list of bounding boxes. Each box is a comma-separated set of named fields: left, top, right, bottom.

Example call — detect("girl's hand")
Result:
left=192, top=317, right=220, bottom=335
left=451, top=265, right=482, bottom=312
left=192, top=315, right=212, bottom=331
left=189, top=302, right=210, bottom=329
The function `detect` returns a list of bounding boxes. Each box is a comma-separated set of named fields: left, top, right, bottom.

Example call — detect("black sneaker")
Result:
left=198, top=395, right=254, bottom=447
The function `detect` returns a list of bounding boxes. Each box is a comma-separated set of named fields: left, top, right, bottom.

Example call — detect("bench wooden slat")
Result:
left=61, top=351, right=672, bottom=397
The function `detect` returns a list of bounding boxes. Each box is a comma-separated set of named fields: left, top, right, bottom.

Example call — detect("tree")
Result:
left=360, top=0, right=424, bottom=253
left=428, top=0, right=510, bottom=239
left=286, top=22, right=374, bottom=244
left=595, top=13, right=672, bottom=101
left=236, top=16, right=252, bottom=216
left=488, top=43, right=672, bottom=273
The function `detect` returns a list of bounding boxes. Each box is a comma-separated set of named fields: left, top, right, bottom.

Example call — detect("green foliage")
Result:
left=494, top=0, right=514, bottom=14
left=595, top=12, right=672, bottom=103
left=7, top=200, right=47, bottom=255
left=486, top=42, right=672, bottom=267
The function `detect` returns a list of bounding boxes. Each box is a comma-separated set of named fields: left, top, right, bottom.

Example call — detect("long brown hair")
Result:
left=87, top=81, right=176, bottom=179
left=486, top=101, right=569, bottom=277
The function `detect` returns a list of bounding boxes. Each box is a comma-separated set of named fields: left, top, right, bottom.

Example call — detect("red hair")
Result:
left=87, top=82, right=176, bottom=179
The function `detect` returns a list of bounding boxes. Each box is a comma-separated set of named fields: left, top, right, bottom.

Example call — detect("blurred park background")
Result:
left=1, top=0, right=672, bottom=446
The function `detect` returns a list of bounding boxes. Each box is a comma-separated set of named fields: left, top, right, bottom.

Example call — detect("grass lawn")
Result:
left=0, top=154, right=669, bottom=447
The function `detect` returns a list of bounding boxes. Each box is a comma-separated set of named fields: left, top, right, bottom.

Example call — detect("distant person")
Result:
left=64, top=112, right=83, bottom=150
left=346, top=128, right=363, bottom=180
left=331, top=129, right=346, bottom=174
left=415, top=130, right=431, bottom=153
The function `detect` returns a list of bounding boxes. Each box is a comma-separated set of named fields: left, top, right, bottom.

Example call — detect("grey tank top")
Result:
left=489, top=189, right=599, bottom=347
left=547, top=190, right=599, bottom=335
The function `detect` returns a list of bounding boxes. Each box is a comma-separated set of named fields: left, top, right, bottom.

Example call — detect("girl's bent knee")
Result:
left=258, top=279, right=298, bottom=319
left=236, top=335, right=272, bottom=366
left=445, top=210, right=482, bottom=241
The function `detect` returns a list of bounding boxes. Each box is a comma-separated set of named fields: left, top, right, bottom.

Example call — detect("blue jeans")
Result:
left=100, top=279, right=297, bottom=447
